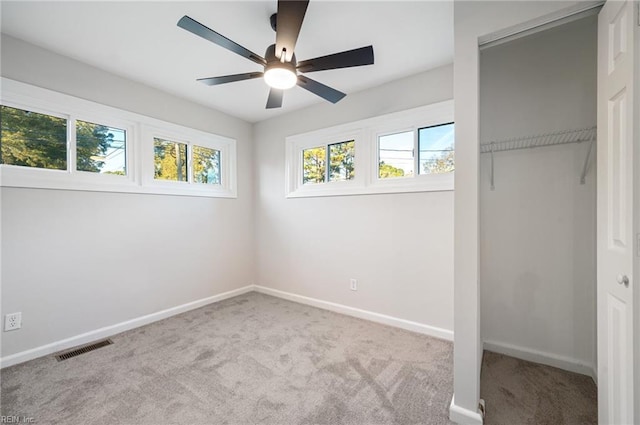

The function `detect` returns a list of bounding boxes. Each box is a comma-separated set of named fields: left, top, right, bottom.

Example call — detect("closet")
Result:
left=479, top=14, right=598, bottom=378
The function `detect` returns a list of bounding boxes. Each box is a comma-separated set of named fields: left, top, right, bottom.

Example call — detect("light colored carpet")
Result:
left=481, top=351, right=597, bottom=425
left=1, top=292, right=455, bottom=425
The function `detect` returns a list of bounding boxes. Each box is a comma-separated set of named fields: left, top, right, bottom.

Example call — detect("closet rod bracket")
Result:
left=490, top=143, right=495, bottom=191
left=580, top=137, right=595, bottom=185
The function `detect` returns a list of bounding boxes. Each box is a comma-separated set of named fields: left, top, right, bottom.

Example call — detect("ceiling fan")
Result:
left=177, top=0, right=374, bottom=109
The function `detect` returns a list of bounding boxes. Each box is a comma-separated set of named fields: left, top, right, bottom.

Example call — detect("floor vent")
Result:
left=55, top=339, right=113, bottom=361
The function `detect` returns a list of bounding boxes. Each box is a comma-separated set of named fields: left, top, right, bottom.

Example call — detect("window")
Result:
left=0, top=105, right=67, bottom=170
left=377, top=123, right=455, bottom=180
left=0, top=107, right=129, bottom=176
left=76, top=120, right=126, bottom=175
left=302, top=140, right=355, bottom=185
left=378, top=131, right=414, bottom=179
left=143, top=124, right=231, bottom=195
left=329, top=140, right=355, bottom=182
left=0, top=78, right=237, bottom=198
left=192, top=145, right=221, bottom=185
left=152, top=138, right=222, bottom=185
left=303, top=146, right=326, bottom=184
left=154, top=138, right=188, bottom=182
left=419, top=122, right=454, bottom=175
left=285, top=100, right=454, bottom=197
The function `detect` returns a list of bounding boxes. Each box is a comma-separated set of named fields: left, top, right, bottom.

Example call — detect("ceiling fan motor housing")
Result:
left=265, top=44, right=297, bottom=68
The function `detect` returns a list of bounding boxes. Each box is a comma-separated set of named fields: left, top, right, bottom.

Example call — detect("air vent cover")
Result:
left=55, top=339, right=113, bottom=361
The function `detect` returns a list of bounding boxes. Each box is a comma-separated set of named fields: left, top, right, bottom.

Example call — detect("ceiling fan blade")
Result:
left=266, top=88, right=284, bottom=109
left=275, top=0, right=309, bottom=62
left=197, top=72, right=263, bottom=86
left=297, top=76, right=346, bottom=104
left=297, top=46, right=374, bottom=73
left=178, top=16, right=266, bottom=66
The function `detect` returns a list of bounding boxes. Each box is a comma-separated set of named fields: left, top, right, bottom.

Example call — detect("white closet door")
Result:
left=597, top=1, right=636, bottom=423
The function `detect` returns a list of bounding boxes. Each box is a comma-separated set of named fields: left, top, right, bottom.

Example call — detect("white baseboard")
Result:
left=2, top=285, right=453, bottom=369
left=483, top=340, right=597, bottom=383
left=0, top=285, right=254, bottom=369
left=253, top=285, right=453, bottom=341
left=449, top=395, right=484, bottom=425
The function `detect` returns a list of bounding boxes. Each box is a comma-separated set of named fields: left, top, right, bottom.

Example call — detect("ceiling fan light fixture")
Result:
left=178, top=0, right=374, bottom=109
left=264, top=63, right=297, bottom=90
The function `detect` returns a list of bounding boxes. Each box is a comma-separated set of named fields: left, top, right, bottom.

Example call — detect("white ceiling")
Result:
left=0, top=1, right=453, bottom=123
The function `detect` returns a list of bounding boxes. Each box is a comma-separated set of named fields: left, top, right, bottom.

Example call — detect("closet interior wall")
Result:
left=479, top=15, right=598, bottom=376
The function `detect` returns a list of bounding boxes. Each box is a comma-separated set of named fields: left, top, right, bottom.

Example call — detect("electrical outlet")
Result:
left=4, top=312, right=22, bottom=331
left=350, top=279, right=357, bottom=291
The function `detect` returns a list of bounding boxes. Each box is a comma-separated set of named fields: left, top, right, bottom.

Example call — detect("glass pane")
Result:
left=302, top=146, right=326, bottom=184
left=419, top=123, right=455, bottom=174
left=0, top=105, right=67, bottom=170
left=378, top=131, right=413, bottom=179
left=328, top=140, right=355, bottom=182
left=76, top=120, right=126, bottom=175
left=193, top=145, right=221, bottom=185
left=154, top=138, right=187, bottom=182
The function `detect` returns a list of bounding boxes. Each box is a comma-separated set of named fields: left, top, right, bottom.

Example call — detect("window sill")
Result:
left=0, top=165, right=237, bottom=198
left=286, top=174, right=454, bottom=198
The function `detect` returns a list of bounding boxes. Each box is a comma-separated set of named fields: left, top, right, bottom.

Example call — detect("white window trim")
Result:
left=0, top=78, right=237, bottom=198
left=285, top=126, right=366, bottom=197
left=285, top=100, right=454, bottom=198
left=142, top=125, right=236, bottom=198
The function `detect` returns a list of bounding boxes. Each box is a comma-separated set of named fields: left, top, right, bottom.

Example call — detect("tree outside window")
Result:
left=1, top=105, right=67, bottom=170
left=329, top=141, right=355, bottom=182
left=302, top=146, right=326, bottom=184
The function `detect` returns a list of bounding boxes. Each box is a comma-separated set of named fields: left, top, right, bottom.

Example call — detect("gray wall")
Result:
left=479, top=16, right=597, bottom=372
left=253, top=65, right=455, bottom=331
left=0, top=35, right=255, bottom=357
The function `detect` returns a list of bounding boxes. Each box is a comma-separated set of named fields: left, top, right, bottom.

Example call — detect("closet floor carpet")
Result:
left=481, top=351, right=597, bottom=425
left=1, top=293, right=455, bottom=425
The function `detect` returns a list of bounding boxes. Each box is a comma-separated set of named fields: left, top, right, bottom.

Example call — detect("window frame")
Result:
left=285, top=100, right=454, bottom=198
left=142, top=125, right=235, bottom=197
left=285, top=126, right=365, bottom=197
left=0, top=102, right=71, bottom=174
left=0, top=78, right=237, bottom=198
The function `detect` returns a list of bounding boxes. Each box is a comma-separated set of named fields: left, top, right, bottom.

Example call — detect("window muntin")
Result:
left=378, top=131, right=413, bottom=179
left=76, top=120, right=126, bottom=175
left=419, top=122, right=454, bottom=175
left=302, top=146, right=326, bottom=184
left=193, top=145, right=221, bottom=185
left=153, top=138, right=188, bottom=182
left=0, top=105, right=67, bottom=170
left=329, top=140, right=355, bottom=182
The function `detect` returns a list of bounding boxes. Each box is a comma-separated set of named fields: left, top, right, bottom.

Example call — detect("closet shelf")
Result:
left=480, top=126, right=596, bottom=153
left=480, top=126, right=597, bottom=190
